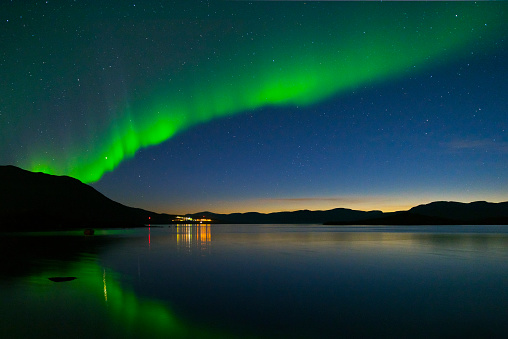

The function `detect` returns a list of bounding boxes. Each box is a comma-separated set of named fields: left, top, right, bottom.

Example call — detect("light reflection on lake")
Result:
left=2, top=224, right=508, bottom=338
left=175, top=224, right=212, bottom=254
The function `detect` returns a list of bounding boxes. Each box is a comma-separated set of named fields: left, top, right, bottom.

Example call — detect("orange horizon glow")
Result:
left=150, top=194, right=508, bottom=216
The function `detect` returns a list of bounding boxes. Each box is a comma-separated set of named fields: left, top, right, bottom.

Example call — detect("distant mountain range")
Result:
left=187, top=209, right=385, bottom=224
left=1, top=165, right=507, bottom=231
left=0, top=165, right=173, bottom=231
left=188, top=201, right=508, bottom=225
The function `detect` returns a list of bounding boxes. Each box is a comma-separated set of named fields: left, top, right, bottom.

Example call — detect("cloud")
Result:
left=260, top=197, right=369, bottom=204
left=256, top=196, right=395, bottom=210
left=442, top=139, right=508, bottom=154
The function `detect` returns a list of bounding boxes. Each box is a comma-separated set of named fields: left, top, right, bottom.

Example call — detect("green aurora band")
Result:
left=27, top=3, right=506, bottom=183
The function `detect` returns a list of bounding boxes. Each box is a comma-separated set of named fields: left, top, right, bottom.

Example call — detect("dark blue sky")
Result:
left=95, top=42, right=508, bottom=214
left=1, top=1, right=507, bottom=213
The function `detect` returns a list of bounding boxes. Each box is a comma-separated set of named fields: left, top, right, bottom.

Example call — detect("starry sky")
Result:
left=1, top=1, right=507, bottom=214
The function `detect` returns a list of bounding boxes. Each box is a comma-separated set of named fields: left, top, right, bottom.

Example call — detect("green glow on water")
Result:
left=22, top=256, right=238, bottom=338
left=27, top=3, right=506, bottom=182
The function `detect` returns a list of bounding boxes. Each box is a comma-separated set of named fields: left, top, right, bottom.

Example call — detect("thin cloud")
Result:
left=443, top=139, right=508, bottom=154
left=261, top=197, right=368, bottom=204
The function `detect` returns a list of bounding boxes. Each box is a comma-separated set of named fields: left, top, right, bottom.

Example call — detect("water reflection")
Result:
left=103, top=269, right=108, bottom=302
left=3, top=226, right=508, bottom=338
left=176, top=224, right=211, bottom=254
left=0, top=232, right=241, bottom=339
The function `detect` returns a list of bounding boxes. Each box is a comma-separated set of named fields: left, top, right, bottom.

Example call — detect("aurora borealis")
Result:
left=1, top=1, right=507, bottom=213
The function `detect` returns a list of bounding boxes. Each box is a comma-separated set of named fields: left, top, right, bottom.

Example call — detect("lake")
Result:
left=1, top=224, right=508, bottom=338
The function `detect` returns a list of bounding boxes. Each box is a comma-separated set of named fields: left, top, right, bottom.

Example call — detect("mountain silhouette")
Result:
left=191, top=202, right=508, bottom=225
left=2, top=166, right=507, bottom=229
left=324, top=201, right=508, bottom=225
left=409, top=201, right=508, bottom=223
left=187, top=209, right=385, bottom=224
left=0, top=165, right=173, bottom=231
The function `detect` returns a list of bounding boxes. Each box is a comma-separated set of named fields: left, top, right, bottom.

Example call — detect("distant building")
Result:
left=173, top=216, right=212, bottom=223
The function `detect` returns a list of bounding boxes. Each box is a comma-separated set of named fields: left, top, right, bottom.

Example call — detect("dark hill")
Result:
left=325, top=201, right=508, bottom=225
left=409, top=201, right=508, bottom=222
left=0, top=165, right=173, bottom=231
left=190, top=201, right=508, bottom=225
left=187, top=208, right=384, bottom=224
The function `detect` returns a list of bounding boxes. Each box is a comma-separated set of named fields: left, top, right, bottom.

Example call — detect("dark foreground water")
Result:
left=1, top=224, right=508, bottom=338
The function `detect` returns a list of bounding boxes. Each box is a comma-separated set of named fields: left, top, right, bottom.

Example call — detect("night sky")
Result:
left=1, top=1, right=507, bottom=214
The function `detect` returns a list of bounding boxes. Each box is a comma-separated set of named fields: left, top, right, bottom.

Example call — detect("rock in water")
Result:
left=84, top=228, right=94, bottom=235
left=48, top=277, right=77, bottom=282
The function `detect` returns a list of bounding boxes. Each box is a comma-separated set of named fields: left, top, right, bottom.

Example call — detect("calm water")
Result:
left=2, top=224, right=508, bottom=338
